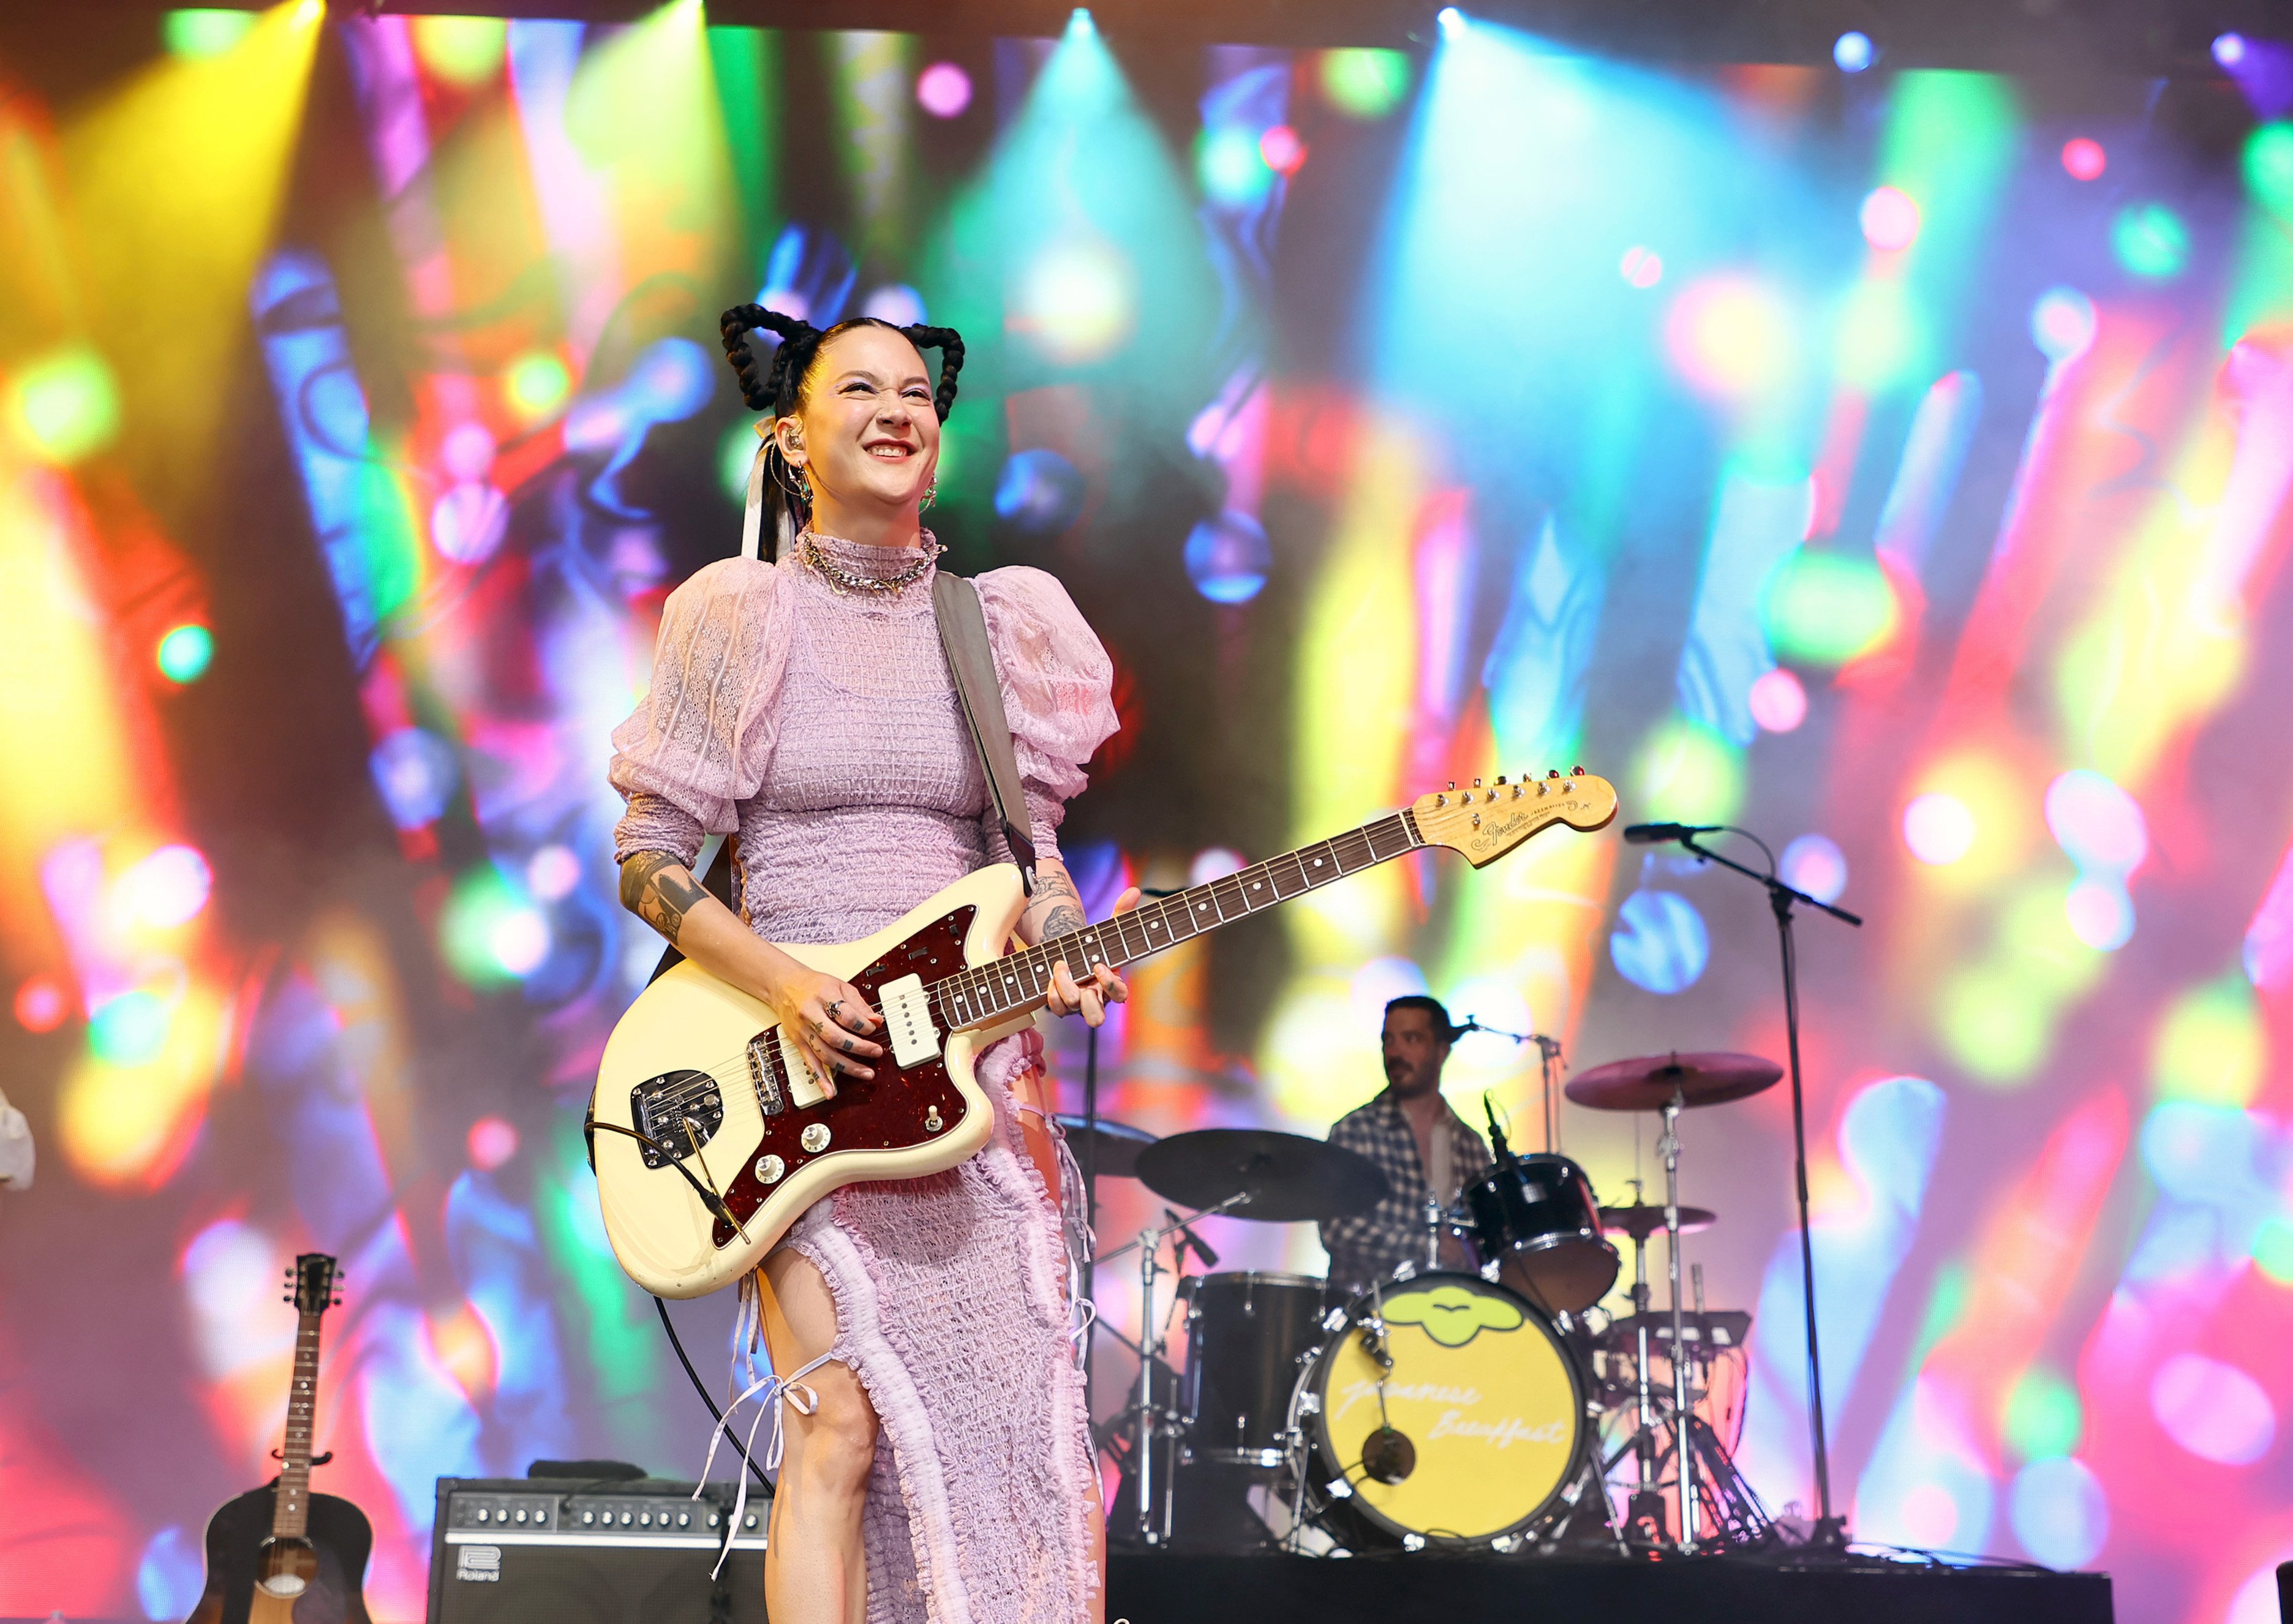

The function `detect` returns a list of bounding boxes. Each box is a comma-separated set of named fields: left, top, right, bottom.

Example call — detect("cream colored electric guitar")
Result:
left=590, top=770, right=1619, bottom=1298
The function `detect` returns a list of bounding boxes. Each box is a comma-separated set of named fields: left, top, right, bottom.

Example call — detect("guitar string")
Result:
left=624, top=813, right=1436, bottom=1130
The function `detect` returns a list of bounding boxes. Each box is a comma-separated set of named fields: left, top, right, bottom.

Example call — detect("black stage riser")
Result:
left=1108, top=1552, right=2113, bottom=1624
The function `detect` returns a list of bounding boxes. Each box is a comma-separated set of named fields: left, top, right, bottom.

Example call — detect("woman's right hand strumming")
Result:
left=755, top=962, right=883, bottom=1096
left=618, top=851, right=882, bottom=1094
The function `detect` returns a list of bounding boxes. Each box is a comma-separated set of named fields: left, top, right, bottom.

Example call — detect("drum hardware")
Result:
left=1461, top=1145, right=1619, bottom=1315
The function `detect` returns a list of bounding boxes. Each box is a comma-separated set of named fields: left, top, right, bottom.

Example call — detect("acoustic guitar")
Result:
left=185, top=1252, right=374, bottom=1624
left=589, top=770, right=1618, bottom=1299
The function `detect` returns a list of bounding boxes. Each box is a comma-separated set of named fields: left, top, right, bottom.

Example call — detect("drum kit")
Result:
left=1068, top=1048, right=1788, bottom=1558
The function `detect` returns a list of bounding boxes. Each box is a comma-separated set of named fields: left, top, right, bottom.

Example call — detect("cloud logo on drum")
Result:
left=1380, top=1285, right=1525, bottom=1348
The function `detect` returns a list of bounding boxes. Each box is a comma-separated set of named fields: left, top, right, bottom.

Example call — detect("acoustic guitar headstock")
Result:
left=1413, top=769, right=1619, bottom=868
left=282, top=1253, right=341, bottom=1318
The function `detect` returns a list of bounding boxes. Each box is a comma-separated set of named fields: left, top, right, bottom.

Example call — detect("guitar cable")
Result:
left=655, top=1295, right=774, bottom=1499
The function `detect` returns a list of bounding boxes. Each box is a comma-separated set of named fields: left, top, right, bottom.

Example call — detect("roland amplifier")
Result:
left=426, top=1477, right=767, bottom=1624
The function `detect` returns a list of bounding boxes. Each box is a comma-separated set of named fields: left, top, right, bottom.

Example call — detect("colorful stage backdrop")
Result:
left=3, top=7, right=2292, bottom=1620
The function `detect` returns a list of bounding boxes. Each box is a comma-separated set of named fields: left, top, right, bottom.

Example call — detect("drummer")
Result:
left=1318, top=996, right=1493, bottom=1294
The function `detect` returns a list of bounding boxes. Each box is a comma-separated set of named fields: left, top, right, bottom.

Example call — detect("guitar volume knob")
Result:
left=800, top=1123, right=831, bottom=1154
left=756, top=1154, right=786, bottom=1184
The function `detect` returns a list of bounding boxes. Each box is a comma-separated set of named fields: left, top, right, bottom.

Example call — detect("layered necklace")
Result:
left=797, top=531, right=939, bottom=597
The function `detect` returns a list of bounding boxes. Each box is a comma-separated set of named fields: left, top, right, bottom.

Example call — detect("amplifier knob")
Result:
left=620, top=1512, right=633, bottom=1526
left=582, top=1511, right=595, bottom=1525
left=475, top=1509, right=489, bottom=1523
left=677, top=1512, right=691, bottom=1527
left=800, top=1123, right=831, bottom=1154
left=756, top=1154, right=785, bottom=1184
left=514, top=1509, right=528, bottom=1524
left=638, top=1513, right=650, bottom=1527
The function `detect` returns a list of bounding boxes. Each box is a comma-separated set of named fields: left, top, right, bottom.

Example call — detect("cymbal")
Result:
left=1564, top=1051, right=1782, bottom=1112
left=1596, top=1308, right=1752, bottom=1355
left=1134, top=1129, right=1388, bottom=1223
left=1055, top=1115, right=1158, bottom=1181
left=1599, top=1202, right=1716, bottom=1241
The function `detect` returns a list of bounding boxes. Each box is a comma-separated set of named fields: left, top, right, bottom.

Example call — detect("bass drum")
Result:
left=1289, top=1271, right=1587, bottom=1549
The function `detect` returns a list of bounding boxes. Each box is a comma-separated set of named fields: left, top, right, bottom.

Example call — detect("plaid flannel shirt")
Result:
left=1317, top=1091, right=1493, bottom=1295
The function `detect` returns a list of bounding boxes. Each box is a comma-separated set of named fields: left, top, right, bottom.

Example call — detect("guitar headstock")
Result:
left=282, top=1253, right=341, bottom=1317
left=1413, top=768, right=1619, bottom=868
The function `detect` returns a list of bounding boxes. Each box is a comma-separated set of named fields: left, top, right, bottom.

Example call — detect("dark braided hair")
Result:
left=718, top=304, right=966, bottom=560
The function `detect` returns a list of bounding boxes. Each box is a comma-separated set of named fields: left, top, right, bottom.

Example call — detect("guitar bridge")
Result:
left=630, top=1070, right=723, bottom=1169
left=747, top=1031, right=787, bottom=1118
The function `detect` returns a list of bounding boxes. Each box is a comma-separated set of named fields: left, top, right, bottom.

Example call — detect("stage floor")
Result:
left=1107, top=1551, right=2113, bottom=1624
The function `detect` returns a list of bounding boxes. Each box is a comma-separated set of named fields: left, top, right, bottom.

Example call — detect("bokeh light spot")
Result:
left=1763, top=550, right=1899, bottom=666
left=7, top=347, right=121, bottom=465
left=2046, top=769, right=2147, bottom=873
left=1319, top=47, right=1410, bottom=118
left=916, top=61, right=973, bottom=118
left=89, top=990, right=171, bottom=1067
left=2246, top=124, right=2293, bottom=224
left=526, top=843, right=582, bottom=902
left=1780, top=834, right=1848, bottom=904
left=1665, top=274, right=1794, bottom=401
left=1903, top=792, right=1977, bottom=866
left=1610, top=889, right=1709, bottom=994
left=994, top=448, right=1087, bottom=535
left=467, top=1116, right=520, bottom=1171
left=1619, top=246, right=1663, bottom=289
left=2113, top=203, right=2191, bottom=280
left=719, top=420, right=761, bottom=504
left=2151, top=976, right=2264, bottom=1106
left=1012, top=239, right=1136, bottom=363
left=2063, top=879, right=2134, bottom=951
left=1748, top=666, right=1808, bottom=732
left=1837, top=279, right=1922, bottom=389
left=2008, top=1457, right=2107, bottom=1569
left=504, top=351, right=573, bottom=423
left=13, top=975, right=69, bottom=1034
left=1833, top=31, right=1874, bottom=72
left=2151, top=1353, right=2275, bottom=1465
left=2253, top=1215, right=2293, bottom=1284
left=120, top=844, right=214, bottom=930
left=1633, top=717, right=1743, bottom=826
left=2216, top=32, right=2250, bottom=67
left=2061, top=138, right=2107, bottom=181
left=1197, top=124, right=1274, bottom=207
left=439, top=866, right=547, bottom=986
left=1184, top=510, right=1271, bottom=604
left=1259, top=124, right=1307, bottom=176
left=1190, top=847, right=1247, bottom=887
left=2030, top=287, right=2098, bottom=364
left=2003, top=1366, right=2084, bottom=1461
left=157, top=623, right=215, bottom=684
left=1859, top=186, right=1922, bottom=251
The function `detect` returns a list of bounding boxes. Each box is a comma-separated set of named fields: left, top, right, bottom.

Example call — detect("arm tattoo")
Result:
left=1026, top=863, right=1087, bottom=945
left=620, top=852, right=710, bottom=945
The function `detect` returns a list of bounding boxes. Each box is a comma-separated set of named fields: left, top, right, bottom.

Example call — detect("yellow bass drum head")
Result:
left=1307, top=1271, right=1585, bottom=1544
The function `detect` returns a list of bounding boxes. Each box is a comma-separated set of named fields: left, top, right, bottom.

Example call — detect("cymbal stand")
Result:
left=1618, top=1181, right=1665, bottom=1543
left=1660, top=1086, right=1695, bottom=1551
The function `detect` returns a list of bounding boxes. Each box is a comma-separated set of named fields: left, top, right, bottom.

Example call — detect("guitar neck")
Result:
left=271, top=1307, right=325, bottom=1540
left=932, top=808, right=1425, bottom=1031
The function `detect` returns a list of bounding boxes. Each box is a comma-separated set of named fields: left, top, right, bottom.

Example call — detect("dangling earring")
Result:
left=921, top=475, right=939, bottom=511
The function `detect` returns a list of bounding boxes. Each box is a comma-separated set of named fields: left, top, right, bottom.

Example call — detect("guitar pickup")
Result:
left=878, top=975, right=940, bottom=1067
left=746, top=1032, right=786, bottom=1118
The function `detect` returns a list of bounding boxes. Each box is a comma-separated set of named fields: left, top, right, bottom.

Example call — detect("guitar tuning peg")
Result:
left=1571, top=765, right=1585, bottom=777
left=1547, top=769, right=1561, bottom=779
left=1473, top=777, right=1483, bottom=788
left=1496, top=775, right=1507, bottom=785
left=1445, top=780, right=1455, bottom=792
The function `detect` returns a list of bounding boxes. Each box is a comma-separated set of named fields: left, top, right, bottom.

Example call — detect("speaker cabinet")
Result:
left=426, top=1478, right=767, bottom=1624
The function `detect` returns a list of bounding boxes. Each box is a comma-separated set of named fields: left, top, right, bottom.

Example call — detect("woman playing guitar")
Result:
left=608, top=306, right=1127, bottom=1624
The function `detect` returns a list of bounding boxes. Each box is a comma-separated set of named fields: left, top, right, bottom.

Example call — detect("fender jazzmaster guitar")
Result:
left=590, top=770, right=1617, bottom=1298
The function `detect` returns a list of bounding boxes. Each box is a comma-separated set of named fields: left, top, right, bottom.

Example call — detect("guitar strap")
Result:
left=932, top=570, right=1038, bottom=896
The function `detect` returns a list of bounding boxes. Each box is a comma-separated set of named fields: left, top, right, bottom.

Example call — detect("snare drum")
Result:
left=1182, top=1271, right=1329, bottom=1467
left=1288, top=1271, right=1587, bottom=1548
left=1464, top=1154, right=1619, bottom=1314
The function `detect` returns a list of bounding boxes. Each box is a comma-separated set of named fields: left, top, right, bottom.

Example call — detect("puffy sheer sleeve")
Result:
left=608, top=558, right=791, bottom=862
left=974, top=567, right=1119, bottom=859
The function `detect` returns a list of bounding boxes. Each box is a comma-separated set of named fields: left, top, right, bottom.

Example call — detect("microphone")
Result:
left=1483, top=1093, right=1518, bottom=1167
left=1165, top=1208, right=1220, bottom=1269
left=1622, top=822, right=1722, bottom=845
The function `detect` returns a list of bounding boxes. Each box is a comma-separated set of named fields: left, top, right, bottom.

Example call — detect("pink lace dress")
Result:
left=608, top=536, right=1119, bottom=1624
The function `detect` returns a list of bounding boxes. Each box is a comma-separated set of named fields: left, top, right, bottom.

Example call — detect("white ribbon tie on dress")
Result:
left=696, top=1277, right=836, bottom=1576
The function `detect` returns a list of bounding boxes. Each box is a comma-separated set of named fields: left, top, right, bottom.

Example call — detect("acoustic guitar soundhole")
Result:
left=631, top=1069, right=723, bottom=1168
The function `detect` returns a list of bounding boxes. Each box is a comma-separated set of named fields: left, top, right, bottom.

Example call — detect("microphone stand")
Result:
left=1674, top=828, right=1861, bottom=1552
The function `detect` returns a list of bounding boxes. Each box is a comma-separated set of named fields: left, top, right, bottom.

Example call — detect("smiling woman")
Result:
left=603, top=303, right=1132, bottom=1624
